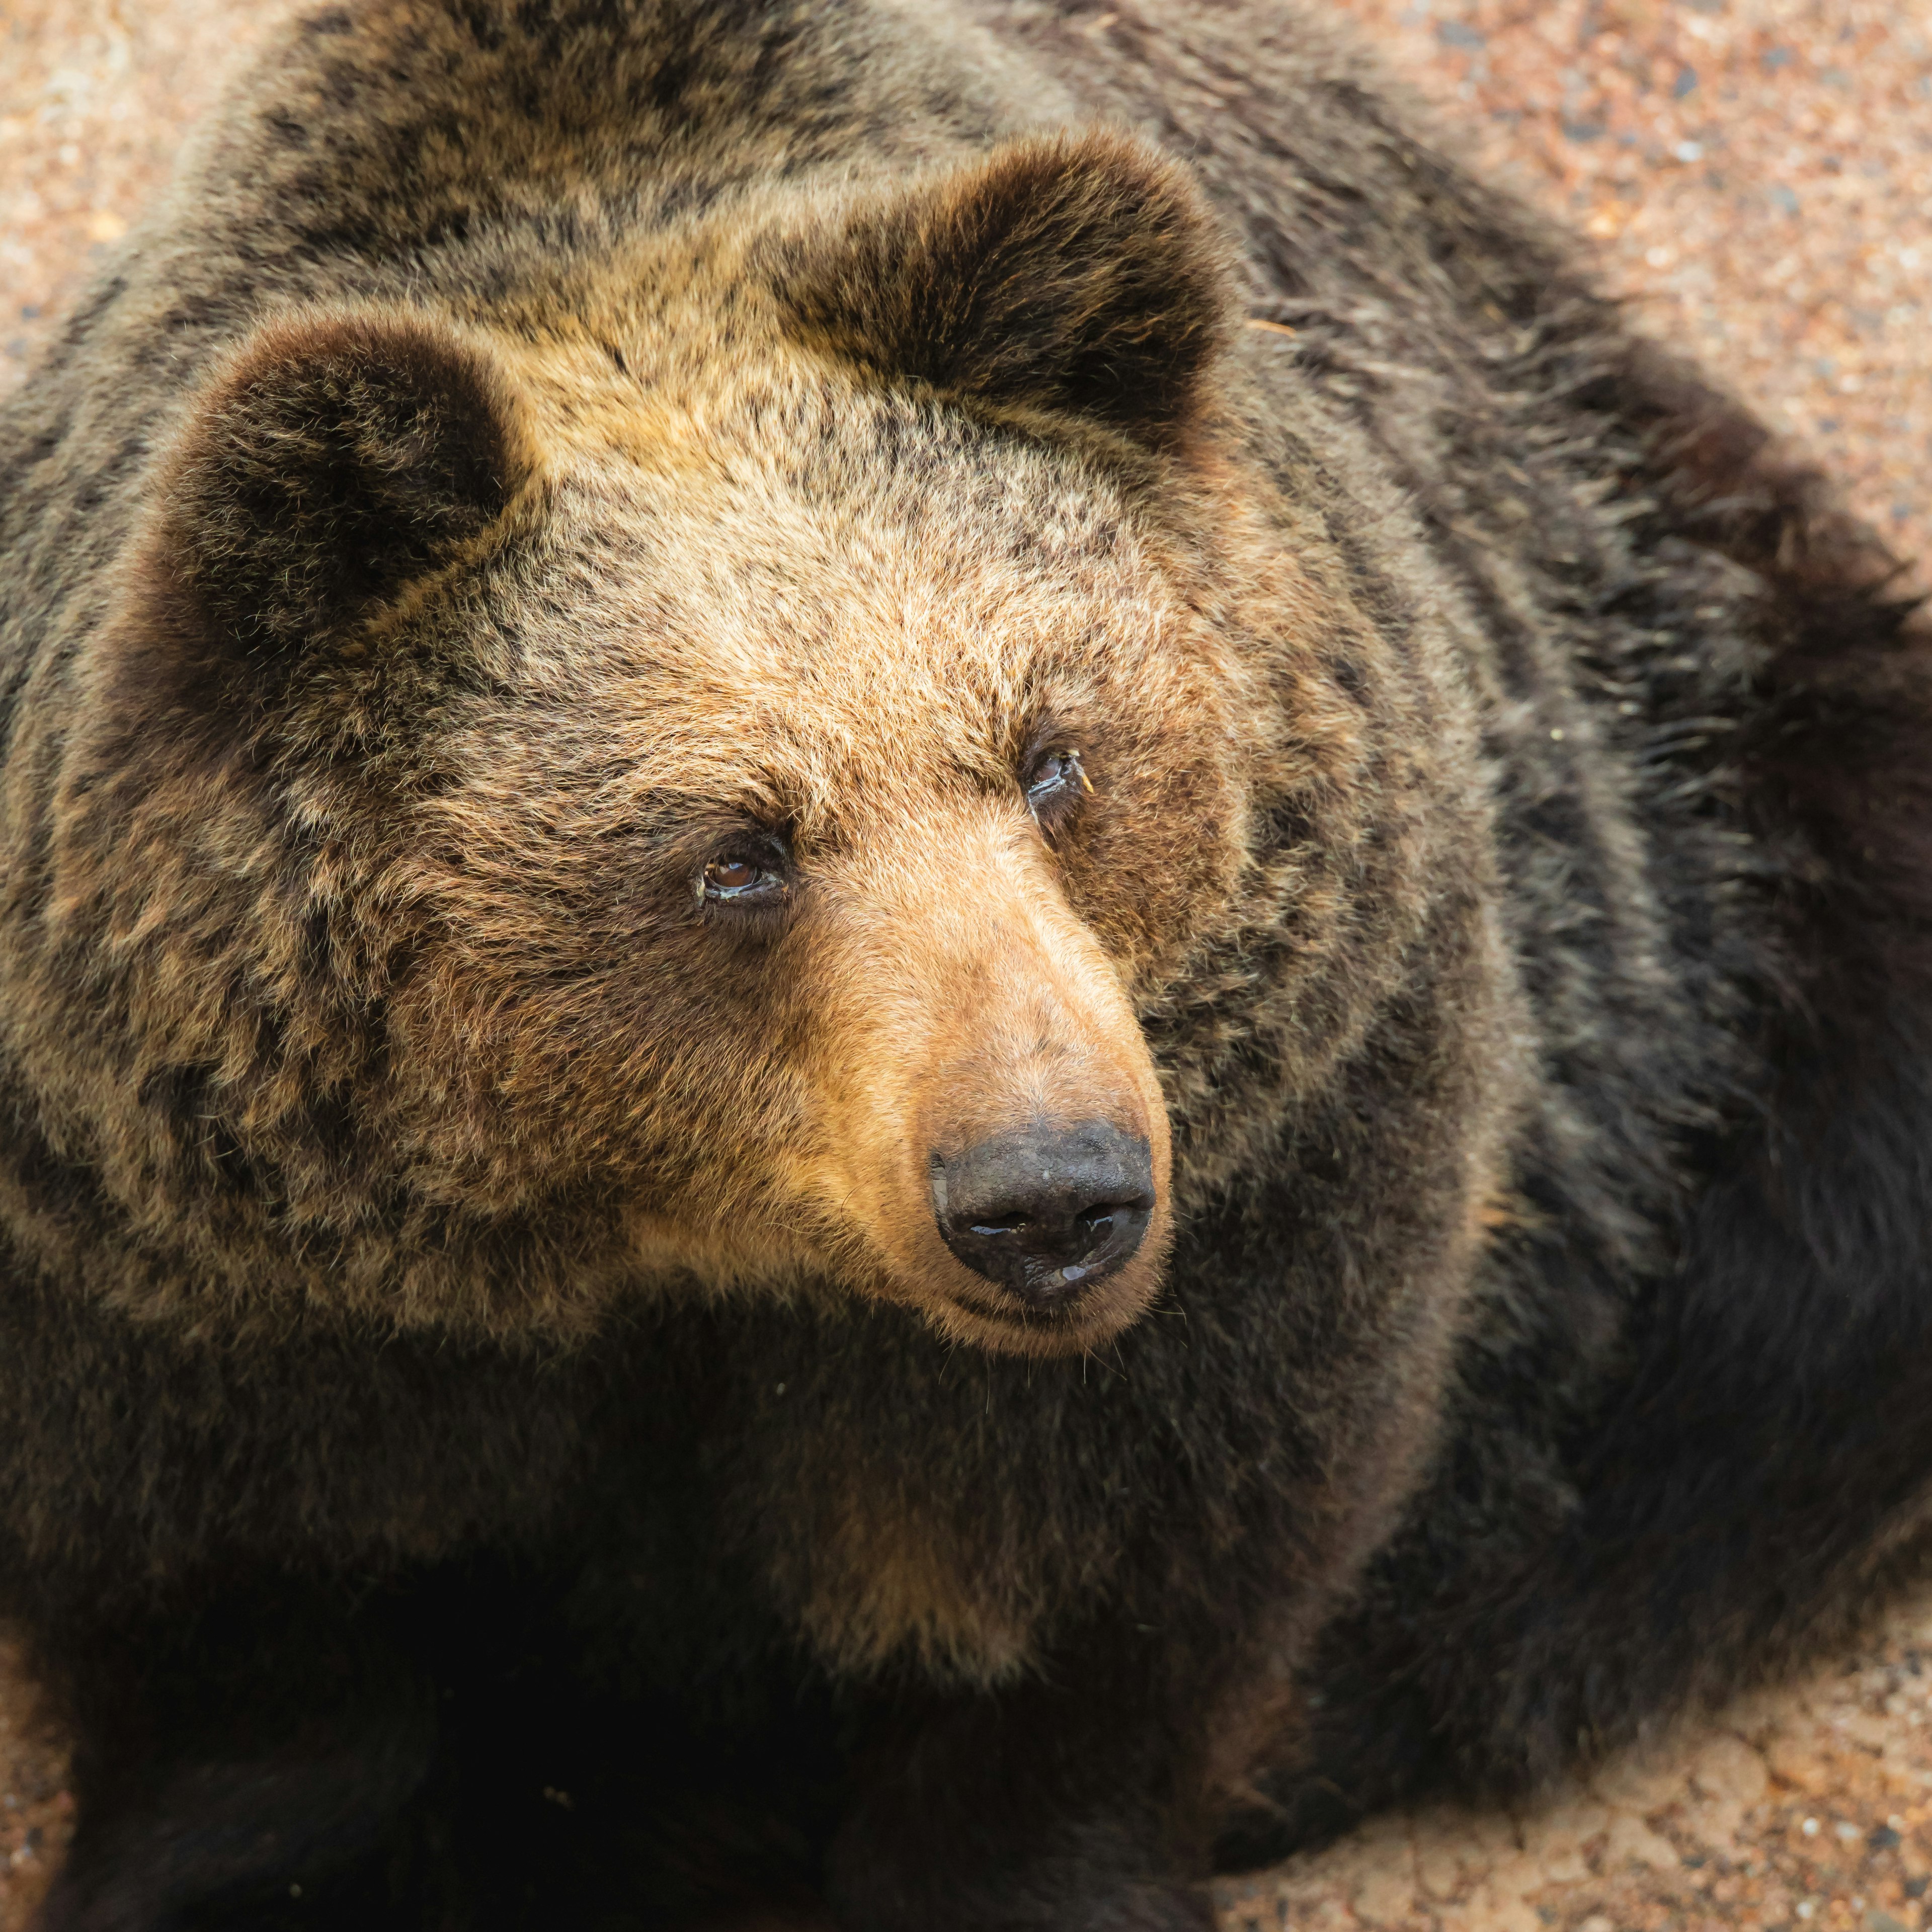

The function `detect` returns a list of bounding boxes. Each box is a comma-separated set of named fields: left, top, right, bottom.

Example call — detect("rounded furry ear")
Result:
left=165, top=311, right=532, bottom=657
left=778, top=129, right=1234, bottom=448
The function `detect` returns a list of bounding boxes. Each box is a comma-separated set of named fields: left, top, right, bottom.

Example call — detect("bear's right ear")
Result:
left=159, top=311, right=533, bottom=662
left=774, top=130, right=1234, bottom=451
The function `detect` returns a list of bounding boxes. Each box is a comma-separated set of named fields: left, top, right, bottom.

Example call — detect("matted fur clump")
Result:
left=0, top=2, right=1927, bottom=1926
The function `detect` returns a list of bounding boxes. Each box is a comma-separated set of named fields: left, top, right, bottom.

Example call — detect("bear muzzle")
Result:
left=929, top=1119, right=1155, bottom=1311
left=799, top=809, right=1174, bottom=1353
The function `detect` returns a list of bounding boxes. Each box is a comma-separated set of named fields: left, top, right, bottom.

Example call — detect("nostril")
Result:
left=930, top=1121, right=1156, bottom=1308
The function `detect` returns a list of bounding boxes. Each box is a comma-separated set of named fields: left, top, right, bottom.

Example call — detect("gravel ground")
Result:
left=1215, top=1592, right=1932, bottom=1932
left=1, top=0, right=1927, bottom=1927
left=1326, top=0, right=1931, bottom=581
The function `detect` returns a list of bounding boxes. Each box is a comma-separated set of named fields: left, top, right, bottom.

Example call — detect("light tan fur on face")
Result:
left=786, top=799, right=1174, bottom=1352
left=378, top=247, right=1247, bottom=1351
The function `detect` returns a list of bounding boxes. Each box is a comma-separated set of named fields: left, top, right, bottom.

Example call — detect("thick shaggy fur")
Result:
left=1, top=2, right=1928, bottom=1927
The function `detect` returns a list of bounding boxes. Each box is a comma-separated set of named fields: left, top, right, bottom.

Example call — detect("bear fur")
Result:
left=1, top=0, right=1929, bottom=1926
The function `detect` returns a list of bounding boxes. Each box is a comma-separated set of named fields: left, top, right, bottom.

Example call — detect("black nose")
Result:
left=930, top=1119, right=1155, bottom=1310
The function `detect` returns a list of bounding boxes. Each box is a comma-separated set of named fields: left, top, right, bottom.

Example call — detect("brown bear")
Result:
left=1, top=0, right=1928, bottom=1926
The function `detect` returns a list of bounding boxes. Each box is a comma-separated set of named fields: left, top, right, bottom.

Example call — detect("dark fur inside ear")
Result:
left=168, top=312, right=527, bottom=656
left=780, top=130, right=1233, bottom=447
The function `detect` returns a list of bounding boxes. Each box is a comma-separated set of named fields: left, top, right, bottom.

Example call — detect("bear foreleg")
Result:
left=824, top=1650, right=1222, bottom=1932
left=29, top=1588, right=438, bottom=1932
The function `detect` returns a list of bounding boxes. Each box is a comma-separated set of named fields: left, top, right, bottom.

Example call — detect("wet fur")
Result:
left=0, top=1, right=1927, bottom=1926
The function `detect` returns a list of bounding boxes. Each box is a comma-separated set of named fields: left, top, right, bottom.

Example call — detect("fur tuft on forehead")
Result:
left=772, top=127, right=1235, bottom=449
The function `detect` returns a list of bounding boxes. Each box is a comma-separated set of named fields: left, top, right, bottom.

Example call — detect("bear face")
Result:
left=11, top=132, right=1387, bottom=1355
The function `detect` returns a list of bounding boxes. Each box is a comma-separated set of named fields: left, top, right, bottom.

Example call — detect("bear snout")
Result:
left=798, top=803, right=1175, bottom=1352
left=928, top=1119, right=1155, bottom=1310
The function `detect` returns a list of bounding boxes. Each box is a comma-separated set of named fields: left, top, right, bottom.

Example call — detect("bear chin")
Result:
left=900, top=1247, right=1174, bottom=1358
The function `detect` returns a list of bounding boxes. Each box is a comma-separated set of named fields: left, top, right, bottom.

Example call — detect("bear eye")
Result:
left=698, top=849, right=789, bottom=910
left=1023, top=747, right=1091, bottom=831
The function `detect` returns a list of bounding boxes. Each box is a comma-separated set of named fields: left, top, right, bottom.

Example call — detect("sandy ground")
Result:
left=1, top=0, right=1928, bottom=1925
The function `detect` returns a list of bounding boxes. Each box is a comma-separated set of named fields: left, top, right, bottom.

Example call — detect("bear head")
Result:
left=25, top=130, right=1383, bottom=1356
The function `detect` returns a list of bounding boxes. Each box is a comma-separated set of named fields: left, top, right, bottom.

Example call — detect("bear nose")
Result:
left=929, top=1120, right=1155, bottom=1310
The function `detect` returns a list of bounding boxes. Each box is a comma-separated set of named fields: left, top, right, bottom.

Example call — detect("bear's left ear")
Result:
left=160, top=310, right=534, bottom=663
left=776, top=129, right=1234, bottom=450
